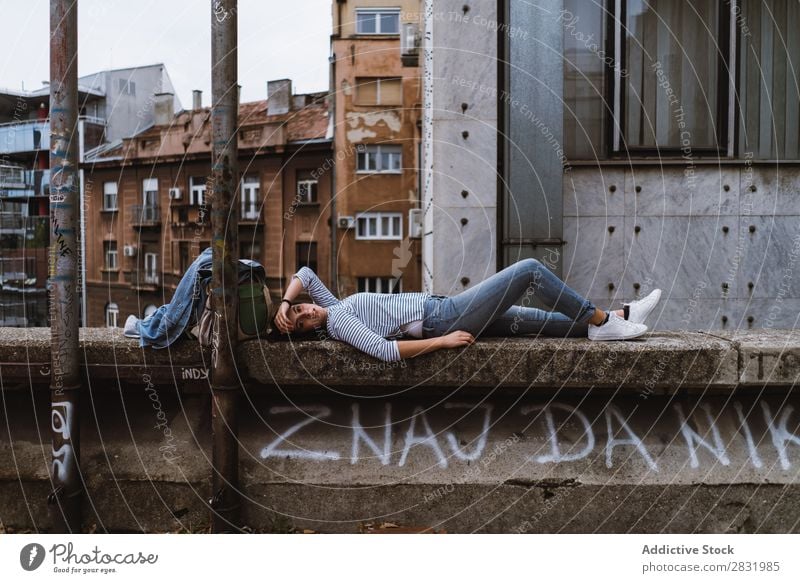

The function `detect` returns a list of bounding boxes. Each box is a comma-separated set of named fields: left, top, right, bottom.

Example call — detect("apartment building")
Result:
left=0, top=64, right=178, bottom=326
left=83, top=80, right=332, bottom=328
left=424, top=0, right=800, bottom=330
left=330, top=0, right=423, bottom=295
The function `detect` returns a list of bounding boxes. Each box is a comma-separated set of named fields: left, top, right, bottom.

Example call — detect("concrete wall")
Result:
left=426, top=0, right=499, bottom=295
left=79, top=65, right=182, bottom=141
left=1, top=328, right=799, bottom=533
left=564, top=163, right=800, bottom=331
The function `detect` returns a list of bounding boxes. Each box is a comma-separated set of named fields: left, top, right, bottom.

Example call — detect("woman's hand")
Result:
left=396, top=331, right=476, bottom=359
left=274, top=301, right=294, bottom=333
left=439, top=330, right=475, bottom=349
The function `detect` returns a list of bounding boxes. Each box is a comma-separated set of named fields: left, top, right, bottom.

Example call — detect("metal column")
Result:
left=48, top=0, right=82, bottom=533
left=501, top=0, right=565, bottom=274
left=209, top=0, right=241, bottom=532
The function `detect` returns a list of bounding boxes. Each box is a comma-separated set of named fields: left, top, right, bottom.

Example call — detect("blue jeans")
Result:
left=421, top=258, right=597, bottom=339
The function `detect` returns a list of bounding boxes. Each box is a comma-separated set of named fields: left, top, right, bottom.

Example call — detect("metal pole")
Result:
left=209, top=0, right=240, bottom=532
left=49, top=0, right=81, bottom=533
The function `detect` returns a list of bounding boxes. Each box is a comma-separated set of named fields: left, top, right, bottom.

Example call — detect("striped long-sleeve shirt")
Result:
left=293, top=267, right=430, bottom=362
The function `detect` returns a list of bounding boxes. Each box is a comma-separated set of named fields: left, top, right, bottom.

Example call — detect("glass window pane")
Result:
left=357, top=12, right=376, bottom=34
left=368, top=151, right=378, bottom=170
left=368, top=217, right=377, bottom=236
left=624, top=0, right=720, bottom=150
left=381, top=216, right=390, bottom=235
left=563, top=0, right=606, bottom=159
left=356, top=78, right=378, bottom=105
left=392, top=216, right=400, bottom=236
left=380, top=12, right=399, bottom=34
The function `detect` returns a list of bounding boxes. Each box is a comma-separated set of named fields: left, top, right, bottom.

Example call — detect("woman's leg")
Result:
left=482, top=306, right=589, bottom=337
left=424, top=258, right=596, bottom=337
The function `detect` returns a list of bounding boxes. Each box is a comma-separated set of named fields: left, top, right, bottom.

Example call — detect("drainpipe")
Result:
left=420, top=0, right=434, bottom=293
left=49, top=0, right=82, bottom=533
left=209, top=0, right=240, bottom=532
left=329, top=52, right=338, bottom=292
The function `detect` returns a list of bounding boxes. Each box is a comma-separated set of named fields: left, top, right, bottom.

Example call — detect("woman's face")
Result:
left=286, top=303, right=324, bottom=332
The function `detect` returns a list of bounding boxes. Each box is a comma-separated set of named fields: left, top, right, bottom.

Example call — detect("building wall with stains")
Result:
left=83, top=94, right=333, bottom=328
left=331, top=0, right=423, bottom=295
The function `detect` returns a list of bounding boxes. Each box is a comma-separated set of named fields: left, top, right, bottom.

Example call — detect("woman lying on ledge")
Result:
left=274, top=259, right=662, bottom=362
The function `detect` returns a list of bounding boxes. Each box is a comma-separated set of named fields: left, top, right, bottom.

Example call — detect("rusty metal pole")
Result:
left=48, top=0, right=82, bottom=532
left=209, top=0, right=241, bottom=532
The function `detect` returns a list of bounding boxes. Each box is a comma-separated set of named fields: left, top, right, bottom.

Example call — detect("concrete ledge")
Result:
left=1, top=328, right=799, bottom=392
left=3, top=391, right=800, bottom=533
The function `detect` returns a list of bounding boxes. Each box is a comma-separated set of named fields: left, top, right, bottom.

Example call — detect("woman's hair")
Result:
left=271, top=301, right=318, bottom=340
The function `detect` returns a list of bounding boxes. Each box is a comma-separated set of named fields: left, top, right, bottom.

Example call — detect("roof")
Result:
left=89, top=92, right=330, bottom=163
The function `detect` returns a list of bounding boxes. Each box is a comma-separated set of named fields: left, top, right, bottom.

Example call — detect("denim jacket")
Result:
left=131, top=248, right=266, bottom=349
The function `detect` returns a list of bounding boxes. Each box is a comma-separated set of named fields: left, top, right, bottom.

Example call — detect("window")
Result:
left=178, top=242, right=190, bottom=273
left=189, top=176, right=206, bottom=206
left=356, top=212, right=402, bottom=240
left=563, top=0, right=608, bottom=158
left=355, top=78, right=403, bottom=106
left=105, top=302, right=119, bottom=328
left=559, top=0, right=756, bottom=159
left=358, top=277, right=402, bottom=293
left=241, top=175, right=260, bottom=221
left=296, top=242, right=318, bottom=273
left=356, top=8, right=400, bottom=35
left=240, top=240, right=262, bottom=262
left=144, top=252, right=158, bottom=285
left=738, top=0, right=800, bottom=160
left=142, top=177, right=158, bottom=207
left=296, top=171, right=318, bottom=204
left=621, top=0, right=723, bottom=152
left=356, top=145, right=402, bottom=173
left=102, top=182, right=118, bottom=211
left=118, top=79, right=136, bottom=96
left=103, top=241, right=118, bottom=270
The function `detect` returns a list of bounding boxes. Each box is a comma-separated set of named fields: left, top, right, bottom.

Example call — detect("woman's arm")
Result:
left=289, top=267, right=339, bottom=308
left=397, top=331, right=475, bottom=359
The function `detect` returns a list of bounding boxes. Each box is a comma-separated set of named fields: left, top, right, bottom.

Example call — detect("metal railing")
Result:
left=0, top=168, right=50, bottom=197
left=0, top=213, right=48, bottom=231
left=130, top=270, right=160, bottom=288
left=129, top=204, right=161, bottom=226
left=0, top=116, right=106, bottom=155
left=0, top=256, right=37, bottom=283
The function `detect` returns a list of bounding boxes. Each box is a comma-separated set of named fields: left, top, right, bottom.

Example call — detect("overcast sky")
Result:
left=0, top=0, right=332, bottom=106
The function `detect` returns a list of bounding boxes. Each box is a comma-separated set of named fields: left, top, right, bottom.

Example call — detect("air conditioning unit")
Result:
left=123, top=245, right=137, bottom=257
left=401, top=23, right=421, bottom=66
left=408, top=208, right=423, bottom=239
left=338, top=215, right=355, bottom=229
left=169, top=187, right=183, bottom=200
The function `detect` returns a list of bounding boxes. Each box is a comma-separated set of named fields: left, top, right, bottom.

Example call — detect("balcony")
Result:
left=0, top=119, right=49, bottom=154
left=129, top=205, right=161, bottom=228
left=0, top=213, right=48, bottom=233
left=0, top=257, right=37, bottom=287
left=0, top=116, right=106, bottom=156
left=129, top=270, right=160, bottom=291
left=0, top=167, right=50, bottom=198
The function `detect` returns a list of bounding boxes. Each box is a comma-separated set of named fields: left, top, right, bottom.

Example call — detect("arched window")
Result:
left=105, top=302, right=119, bottom=328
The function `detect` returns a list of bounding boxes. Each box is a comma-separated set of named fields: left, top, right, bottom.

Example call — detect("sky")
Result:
left=0, top=0, right=332, bottom=106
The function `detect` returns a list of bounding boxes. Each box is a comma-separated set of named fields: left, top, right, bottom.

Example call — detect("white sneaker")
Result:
left=588, top=311, right=648, bottom=341
left=623, top=289, right=662, bottom=325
